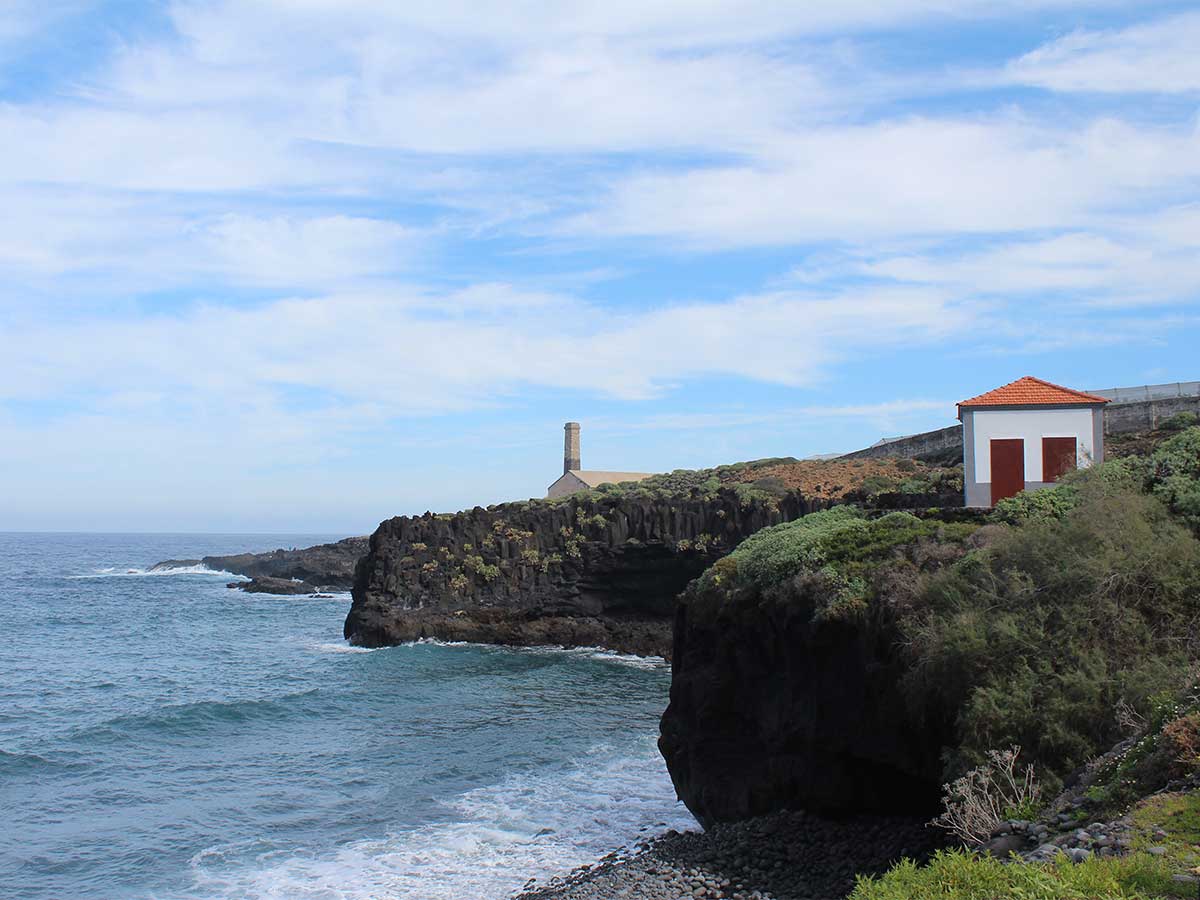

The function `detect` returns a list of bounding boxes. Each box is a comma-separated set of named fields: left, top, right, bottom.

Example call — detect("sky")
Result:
left=2, top=1, right=1199, bottom=533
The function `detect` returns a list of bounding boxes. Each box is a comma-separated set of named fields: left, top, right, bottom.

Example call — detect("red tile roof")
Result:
left=958, top=376, right=1110, bottom=409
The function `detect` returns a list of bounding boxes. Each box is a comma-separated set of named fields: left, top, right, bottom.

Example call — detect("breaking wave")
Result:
left=70, top=564, right=240, bottom=579
left=182, top=741, right=696, bottom=900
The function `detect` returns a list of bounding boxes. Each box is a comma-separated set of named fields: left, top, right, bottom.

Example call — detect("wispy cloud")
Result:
left=1006, top=11, right=1200, bottom=94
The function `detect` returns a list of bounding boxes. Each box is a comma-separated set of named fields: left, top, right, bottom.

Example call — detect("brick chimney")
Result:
left=564, top=422, right=581, bottom=474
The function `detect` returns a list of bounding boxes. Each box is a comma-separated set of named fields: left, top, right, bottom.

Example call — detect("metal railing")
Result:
left=1089, top=381, right=1200, bottom=403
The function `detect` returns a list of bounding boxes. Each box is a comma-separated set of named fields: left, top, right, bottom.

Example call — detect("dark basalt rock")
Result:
left=229, top=576, right=324, bottom=595
left=659, top=582, right=948, bottom=826
left=345, top=489, right=834, bottom=658
left=153, top=537, right=368, bottom=591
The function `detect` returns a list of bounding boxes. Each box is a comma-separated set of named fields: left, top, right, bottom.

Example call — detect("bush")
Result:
left=990, top=483, right=1077, bottom=525
left=932, top=746, right=1041, bottom=846
left=1161, top=411, right=1199, bottom=432
left=903, top=470, right=1200, bottom=792
left=1147, top=427, right=1200, bottom=532
left=692, top=507, right=976, bottom=618
left=848, top=848, right=1181, bottom=900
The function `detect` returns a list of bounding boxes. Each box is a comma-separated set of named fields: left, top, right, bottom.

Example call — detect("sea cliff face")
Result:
left=658, top=580, right=948, bottom=826
left=656, top=506, right=985, bottom=827
left=344, top=489, right=833, bottom=658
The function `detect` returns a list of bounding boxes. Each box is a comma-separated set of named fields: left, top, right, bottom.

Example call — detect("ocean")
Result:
left=0, top=533, right=695, bottom=900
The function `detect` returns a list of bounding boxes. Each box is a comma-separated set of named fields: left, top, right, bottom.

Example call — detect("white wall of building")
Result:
left=970, top=407, right=1097, bottom=483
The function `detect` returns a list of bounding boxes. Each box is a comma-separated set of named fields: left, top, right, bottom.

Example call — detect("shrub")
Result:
left=903, top=472, right=1200, bottom=792
left=692, top=507, right=976, bottom=616
left=1161, top=411, right=1199, bottom=432
left=931, top=746, right=1041, bottom=846
left=1147, top=427, right=1200, bottom=532
left=475, top=563, right=500, bottom=582
left=990, top=483, right=1076, bottom=524
left=750, top=476, right=790, bottom=497
left=860, top=474, right=899, bottom=496
left=1161, top=712, right=1200, bottom=778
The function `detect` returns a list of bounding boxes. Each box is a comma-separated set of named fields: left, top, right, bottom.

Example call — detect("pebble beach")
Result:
left=514, top=810, right=942, bottom=900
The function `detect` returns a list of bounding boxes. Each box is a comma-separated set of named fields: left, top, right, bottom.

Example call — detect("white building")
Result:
left=546, top=422, right=654, bottom=499
left=958, top=376, right=1110, bottom=508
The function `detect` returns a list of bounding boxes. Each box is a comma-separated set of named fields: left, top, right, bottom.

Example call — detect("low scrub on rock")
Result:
left=691, top=506, right=978, bottom=622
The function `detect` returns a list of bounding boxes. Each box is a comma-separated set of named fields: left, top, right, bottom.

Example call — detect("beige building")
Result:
left=546, top=422, right=654, bottom=499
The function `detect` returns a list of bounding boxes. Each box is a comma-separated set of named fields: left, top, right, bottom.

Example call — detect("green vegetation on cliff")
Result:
left=687, top=428, right=1200, bottom=800
left=693, top=506, right=978, bottom=622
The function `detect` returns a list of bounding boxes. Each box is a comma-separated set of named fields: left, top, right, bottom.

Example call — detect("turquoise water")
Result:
left=0, top=533, right=693, bottom=900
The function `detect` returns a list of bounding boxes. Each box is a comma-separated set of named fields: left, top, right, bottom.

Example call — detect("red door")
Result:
left=1042, top=437, right=1077, bottom=482
left=990, top=439, right=1025, bottom=505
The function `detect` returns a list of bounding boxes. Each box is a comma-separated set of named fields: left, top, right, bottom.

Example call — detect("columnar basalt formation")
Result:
left=344, top=489, right=832, bottom=658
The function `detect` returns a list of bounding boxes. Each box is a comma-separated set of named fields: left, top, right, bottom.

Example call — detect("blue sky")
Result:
left=2, top=1, right=1199, bottom=532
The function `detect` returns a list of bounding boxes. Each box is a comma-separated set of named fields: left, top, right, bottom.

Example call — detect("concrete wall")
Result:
left=1104, top=395, right=1200, bottom=434
left=838, top=424, right=962, bottom=461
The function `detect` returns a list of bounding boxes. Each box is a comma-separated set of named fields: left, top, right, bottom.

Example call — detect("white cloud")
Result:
left=201, top=215, right=418, bottom=286
left=0, top=284, right=973, bottom=412
left=570, top=116, right=1200, bottom=245
left=1007, top=11, right=1200, bottom=94
left=0, top=186, right=421, bottom=290
left=857, top=218, right=1200, bottom=306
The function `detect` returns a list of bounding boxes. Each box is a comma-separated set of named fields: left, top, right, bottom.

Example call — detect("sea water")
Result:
left=0, top=533, right=695, bottom=900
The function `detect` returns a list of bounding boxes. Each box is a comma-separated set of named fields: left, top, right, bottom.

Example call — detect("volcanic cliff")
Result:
left=344, top=487, right=833, bottom=658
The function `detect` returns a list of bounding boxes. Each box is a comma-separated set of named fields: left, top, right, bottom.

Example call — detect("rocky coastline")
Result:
left=152, top=536, right=367, bottom=594
left=344, top=488, right=838, bottom=658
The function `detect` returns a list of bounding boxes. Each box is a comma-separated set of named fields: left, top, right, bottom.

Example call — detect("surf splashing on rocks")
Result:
left=69, top=564, right=239, bottom=578
left=182, top=741, right=697, bottom=900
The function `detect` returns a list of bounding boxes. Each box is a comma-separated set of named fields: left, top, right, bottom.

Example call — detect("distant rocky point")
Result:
left=151, top=536, right=367, bottom=595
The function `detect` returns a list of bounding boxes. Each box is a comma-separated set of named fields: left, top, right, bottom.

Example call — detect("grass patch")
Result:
left=849, top=848, right=1189, bottom=899
left=1130, top=792, right=1200, bottom=874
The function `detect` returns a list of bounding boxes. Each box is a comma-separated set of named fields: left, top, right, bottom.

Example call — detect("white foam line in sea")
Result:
left=69, top=565, right=240, bottom=579
left=309, top=641, right=387, bottom=655
left=182, top=740, right=697, bottom=900
left=406, top=638, right=668, bottom=670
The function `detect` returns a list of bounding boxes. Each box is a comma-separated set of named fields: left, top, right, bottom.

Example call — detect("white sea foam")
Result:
left=309, top=641, right=384, bottom=655
left=406, top=638, right=668, bottom=670
left=183, top=740, right=697, bottom=900
left=69, top=564, right=240, bottom=579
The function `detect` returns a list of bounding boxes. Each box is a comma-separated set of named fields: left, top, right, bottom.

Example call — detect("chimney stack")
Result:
left=564, top=422, right=581, bottom=474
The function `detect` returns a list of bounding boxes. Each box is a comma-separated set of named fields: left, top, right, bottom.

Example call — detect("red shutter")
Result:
left=1042, top=437, right=1077, bottom=482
